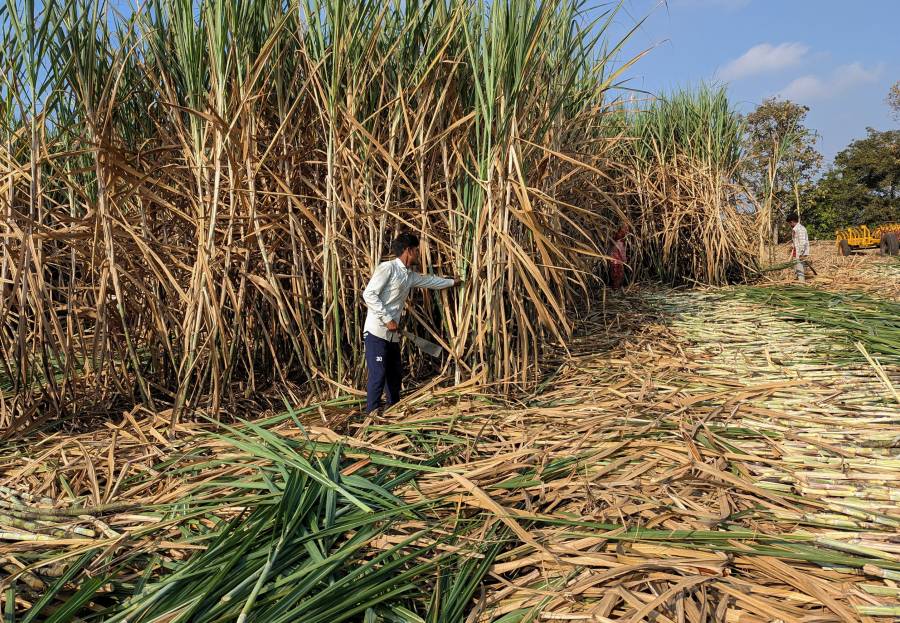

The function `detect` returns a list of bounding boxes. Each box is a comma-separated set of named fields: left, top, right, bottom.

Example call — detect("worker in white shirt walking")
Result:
left=362, top=233, right=460, bottom=417
left=787, top=213, right=811, bottom=282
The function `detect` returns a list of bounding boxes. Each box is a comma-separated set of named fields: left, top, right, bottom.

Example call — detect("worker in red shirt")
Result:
left=608, top=225, right=629, bottom=289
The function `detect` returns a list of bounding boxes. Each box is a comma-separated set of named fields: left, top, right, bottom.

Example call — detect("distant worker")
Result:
left=787, top=212, right=810, bottom=282
left=362, top=232, right=460, bottom=418
left=608, top=224, right=629, bottom=289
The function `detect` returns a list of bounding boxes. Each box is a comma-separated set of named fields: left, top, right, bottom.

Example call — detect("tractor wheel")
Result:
left=881, top=232, right=900, bottom=256
left=839, top=239, right=851, bottom=256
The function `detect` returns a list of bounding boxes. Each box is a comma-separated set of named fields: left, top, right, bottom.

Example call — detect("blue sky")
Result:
left=604, top=0, right=900, bottom=163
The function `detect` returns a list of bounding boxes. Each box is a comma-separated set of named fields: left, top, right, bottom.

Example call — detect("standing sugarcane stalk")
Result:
left=0, top=0, right=764, bottom=428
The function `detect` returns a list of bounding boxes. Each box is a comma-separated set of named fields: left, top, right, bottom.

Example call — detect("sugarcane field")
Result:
left=1, top=1, right=899, bottom=622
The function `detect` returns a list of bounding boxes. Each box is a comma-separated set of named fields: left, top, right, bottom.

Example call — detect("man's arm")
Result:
left=363, top=263, right=394, bottom=324
left=410, top=272, right=456, bottom=290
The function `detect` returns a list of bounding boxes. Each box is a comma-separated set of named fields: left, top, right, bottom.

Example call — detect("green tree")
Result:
left=742, top=98, right=822, bottom=254
left=888, top=81, right=900, bottom=120
left=805, top=128, right=900, bottom=237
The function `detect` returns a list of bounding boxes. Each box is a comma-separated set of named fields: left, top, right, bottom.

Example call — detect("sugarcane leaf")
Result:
left=21, top=550, right=97, bottom=623
left=41, top=575, right=107, bottom=623
left=4, top=582, right=14, bottom=623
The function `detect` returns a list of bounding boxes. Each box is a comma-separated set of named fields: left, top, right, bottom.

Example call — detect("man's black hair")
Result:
left=786, top=212, right=799, bottom=223
left=391, top=232, right=420, bottom=257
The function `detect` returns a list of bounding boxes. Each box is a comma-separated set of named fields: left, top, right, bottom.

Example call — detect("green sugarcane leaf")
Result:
left=22, top=550, right=98, bottom=623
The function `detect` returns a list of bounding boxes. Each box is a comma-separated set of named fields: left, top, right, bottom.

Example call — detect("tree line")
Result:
left=742, top=81, right=900, bottom=240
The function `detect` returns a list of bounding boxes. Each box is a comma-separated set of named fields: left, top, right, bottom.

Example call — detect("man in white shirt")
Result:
left=362, top=233, right=459, bottom=416
left=787, top=213, right=810, bottom=282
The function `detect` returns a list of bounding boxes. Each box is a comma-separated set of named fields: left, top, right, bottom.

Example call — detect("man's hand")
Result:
left=385, top=320, right=399, bottom=332
left=453, top=277, right=464, bottom=287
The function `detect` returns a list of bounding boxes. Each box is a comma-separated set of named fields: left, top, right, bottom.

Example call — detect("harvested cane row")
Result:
left=369, top=294, right=900, bottom=621
left=1, top=287, right=898, bottom=621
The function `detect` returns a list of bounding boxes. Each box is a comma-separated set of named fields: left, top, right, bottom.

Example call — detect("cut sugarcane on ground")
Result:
left=2, top=270, right=899, bottom=622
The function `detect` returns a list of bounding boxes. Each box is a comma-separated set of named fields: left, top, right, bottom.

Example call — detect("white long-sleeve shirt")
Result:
left=362, top=258, right=454, bottom=342
left=792, top=222, right=810, bottom=258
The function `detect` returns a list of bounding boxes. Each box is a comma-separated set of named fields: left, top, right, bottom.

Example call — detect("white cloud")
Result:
left=778, top=76, right=823, bottom=101
left=778, top=62, right=883, bottom=101
left=718, top=42, right=809, bottom=80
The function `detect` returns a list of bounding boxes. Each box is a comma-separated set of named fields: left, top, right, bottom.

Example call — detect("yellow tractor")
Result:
left=836, top=223, right=900, bottom=256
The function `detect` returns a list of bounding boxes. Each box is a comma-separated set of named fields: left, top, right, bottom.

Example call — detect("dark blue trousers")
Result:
left=365, top=333, right=402, bottom=414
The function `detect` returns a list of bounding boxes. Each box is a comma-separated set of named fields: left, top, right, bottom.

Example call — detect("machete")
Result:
left=402, top=330, right=443, bottom=358
left=396, top=312, right=443, bottom=358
